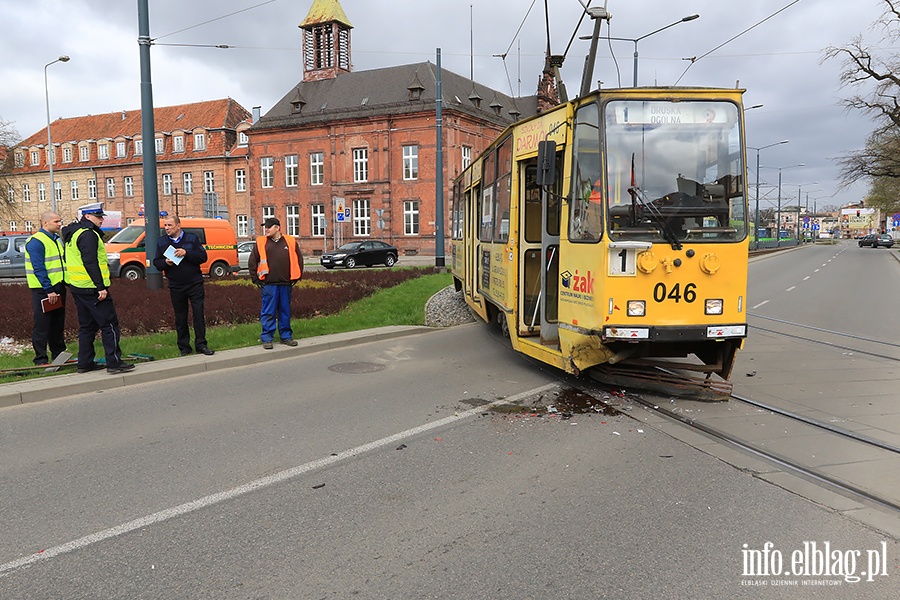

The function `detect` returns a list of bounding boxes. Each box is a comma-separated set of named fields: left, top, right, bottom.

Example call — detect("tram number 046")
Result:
left=653, top=282, right=697, bottom=303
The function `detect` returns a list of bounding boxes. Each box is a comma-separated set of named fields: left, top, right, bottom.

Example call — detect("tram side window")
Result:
left=570, top=102, right=603, bottom=242
left=480, top=152, right=496, bottom=242
left=494, top=137, right=512, bottom=243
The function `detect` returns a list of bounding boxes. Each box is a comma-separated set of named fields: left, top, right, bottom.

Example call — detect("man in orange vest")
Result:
left=249, top=217, right=303, bottom=350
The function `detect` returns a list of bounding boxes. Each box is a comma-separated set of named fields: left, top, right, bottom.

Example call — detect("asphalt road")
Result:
left=1, top=321, right=897, bottom=598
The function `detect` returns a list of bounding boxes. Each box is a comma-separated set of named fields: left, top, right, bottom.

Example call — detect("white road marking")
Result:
left=0, top=382, right=559, bottom=577
left=786, top=286, right=796, bottom=292
left=803, top=276, right=811, bottom=280
left=752, top=300, right=769, bottom=309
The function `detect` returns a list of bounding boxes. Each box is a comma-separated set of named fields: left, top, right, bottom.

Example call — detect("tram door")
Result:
left=464, top=187, right=476, bottom=301
left=540, top=150, right=562, bottom=345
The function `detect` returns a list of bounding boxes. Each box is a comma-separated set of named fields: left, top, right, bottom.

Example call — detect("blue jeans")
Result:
left=260, top=284, right=293, bottom=343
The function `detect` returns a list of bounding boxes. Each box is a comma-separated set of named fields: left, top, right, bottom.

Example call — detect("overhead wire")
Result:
left=154, top=0, right=282, bottom=41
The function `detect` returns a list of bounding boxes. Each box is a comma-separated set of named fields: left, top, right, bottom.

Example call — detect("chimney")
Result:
left=252, top=106, right=261, bottom=123
left=122, top=110, right=126, bottom=121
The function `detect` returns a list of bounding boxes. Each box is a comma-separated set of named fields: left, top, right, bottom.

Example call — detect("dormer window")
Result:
left=239, top=132, right=249, bottom=145
left=468, top=89, right=483, bottom=110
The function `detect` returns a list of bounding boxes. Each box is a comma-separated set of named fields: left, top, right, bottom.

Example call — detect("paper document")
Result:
left=164, top=245, right=183, bottom=265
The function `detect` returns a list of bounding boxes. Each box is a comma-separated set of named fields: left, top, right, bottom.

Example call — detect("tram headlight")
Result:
left=627, top=300, right=646, bottom=317
left=705, top=298, right=724, bottom=315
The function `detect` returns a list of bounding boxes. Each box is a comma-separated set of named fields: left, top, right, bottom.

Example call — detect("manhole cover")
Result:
left=328, top=362, right=386, bottom=374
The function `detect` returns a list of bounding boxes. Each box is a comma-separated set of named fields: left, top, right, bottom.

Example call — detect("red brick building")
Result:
left=248, top=0, right=544, bottom=256
left=1, top=99, right=251, bottom=233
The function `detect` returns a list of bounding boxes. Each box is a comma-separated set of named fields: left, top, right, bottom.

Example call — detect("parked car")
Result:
left=320, top=240, right=398, bottom=269
left=237, top=240, right=255, bottom=271
left=0, top=234, right=29, bottom=277
left=859, top=233, right=894, bottom=248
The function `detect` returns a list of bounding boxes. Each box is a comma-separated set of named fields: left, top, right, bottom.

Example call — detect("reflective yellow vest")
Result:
left=65, top=227, right=110, bottom=289
left=25, top=231, right=66, bottom=289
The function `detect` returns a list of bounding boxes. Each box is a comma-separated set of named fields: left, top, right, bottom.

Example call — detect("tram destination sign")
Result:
left=613, top=103, right=730, bottom=125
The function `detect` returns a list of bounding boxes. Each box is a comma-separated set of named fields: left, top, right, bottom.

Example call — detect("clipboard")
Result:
left=164, top=245, right=183, bottom=265
left=41, top=296, right=63, bottom=313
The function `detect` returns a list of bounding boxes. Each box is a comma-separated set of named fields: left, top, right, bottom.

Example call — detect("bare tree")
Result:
left=823, top=0, right=900, bottom=209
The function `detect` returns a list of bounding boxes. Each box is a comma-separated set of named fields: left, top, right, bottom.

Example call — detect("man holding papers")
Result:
left=25, top=211, right=68, bottom=365
left=152, top=215, right=214, bottom=356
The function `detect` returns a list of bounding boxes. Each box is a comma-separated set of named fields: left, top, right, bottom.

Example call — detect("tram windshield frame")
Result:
left=602, top=99, right=747, bottom=245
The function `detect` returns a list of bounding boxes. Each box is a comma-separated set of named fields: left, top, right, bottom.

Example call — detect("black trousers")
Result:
left=170, top=281, right=207, bottom=352
left=71, top=291, right=126, bottom=369
left=30, top=286, right=67, bottom=365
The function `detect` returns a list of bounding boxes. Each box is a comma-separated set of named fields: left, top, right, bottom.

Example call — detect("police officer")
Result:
left=62, top=203, right=134, bottom=374
left=24, top=211, right=67, bottom=365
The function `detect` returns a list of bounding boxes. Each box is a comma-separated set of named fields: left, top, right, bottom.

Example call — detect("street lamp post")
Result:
left=748, top=140, right=788, bottom=248
left=792, top=183, right=819, bottom=242
left=44, top=55, right=70, bottom=213
left=769, top=164, right=805, bottom=247
left=607, top=14, right=700, bottom=87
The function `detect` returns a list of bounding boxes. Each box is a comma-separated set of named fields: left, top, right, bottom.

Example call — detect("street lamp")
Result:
left=788, top=182, right=819, bottom=241
left=762, top=164, right=805, bottom=247
left=748, top=140, right=788, bottom=248
left=607, top=14, right=700, bottom=87
left=44, top=54, right=70, bottom=213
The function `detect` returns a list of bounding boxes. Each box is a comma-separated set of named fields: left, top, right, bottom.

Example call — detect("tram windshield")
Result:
left=603, top=100, right=746, bottom=245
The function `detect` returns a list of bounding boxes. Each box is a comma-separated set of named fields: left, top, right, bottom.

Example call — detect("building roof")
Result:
left=17, top=98, right=250, bottom=148
left=253, top=62, right=537, bottom=131
left=300, top=0, right=352, bottom=29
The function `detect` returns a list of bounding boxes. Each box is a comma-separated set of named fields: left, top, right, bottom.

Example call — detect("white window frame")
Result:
left=310, top=152, right=324, bottom=185
left=404, top=200, right=420, bottom=235
left=353, top=148, right=368, bottom=183
left=402, top=145, right=419, bottom=180
left=22, top=184, right=30, bottom=203
left=106, top=178, right=115, bottom=198
left=155, top=137, right=164, bottom=154
left=116, top=141, right=126, bottom=157
left=261, top=157, right=274, bottom=188
left=88, top=179, right=97, bottom=200
left=239, top=132, right=249, bottom=145
left=30, top=151, right=39, bottom=166
left=124, top=176, right=134, bottom=198
left=286, top=205, right=300, bottom=236
left=135, top=140, right=143, bottom=155
left=311, top=204, right=326, bottom=237
left=285, top=155, right=299, bottom=187
left=63, top=146, right=72, bottom=163
left=38, top=183, right=46, bottom=202
left=183, top=172, right=193, bottom=194
left=237, top=214, right=249, bottom=237
left=54, top=181, right=62, bottom=202
left=98, top=144, right=109, bottom=160
left=462, top=146, right=472, bottom=169
left=71, top=180, right=79, bottom=200
left=7, top=185, right=13, bottom=203
left=353, top=198, right=371, bottom=236
left=80, top=146, right=90, bottom=161
left=25, top=220, right=34, bottom=232
left=162, top=173, right=173, bottom=195
left=9, top=221, right=17, bottom=231
left=204, top=171, right=215, bottom=194
left=194, top=132, right=206, bottom=151
left=235, top=169, right=246, bottom=192
left=174, top=135, right=184, bottom=152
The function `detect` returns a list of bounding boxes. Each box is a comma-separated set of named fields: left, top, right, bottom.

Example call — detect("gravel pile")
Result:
left=425, top=285, right=476, bottom=327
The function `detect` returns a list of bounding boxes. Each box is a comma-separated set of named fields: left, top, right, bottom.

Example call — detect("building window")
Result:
left=7, top=185, right=13, bottom=203
left=124, top=177, right=134, bottom=197
left=462, top=146, right=472, bottom=169
left=88, top=179, right=97, bottom=200
left=46, top=147, right=55, bottom=165
left=116, top=141, right=126, bottom=157
left=237, top=214, right=249, bottom=237
left=22, top=184, right=30, bottom=203
left=310, top=152, right=324, bottom=185
left=261, top=157, right=274, bottom=188
left=162, top=174, right=172, bottom=195
left=25, top=220, right=34, bottom=232
left=194, top=132, right=206, bottom=151
left=235, top=169, right=246, bottom=192
left=239, top=132, right=249, bottom=145
left=262, top=206, right=275, bottom=233
left=183, top=173, right=193, bottom=194
left=204, top=171, right=215, bottom=193
left=353, top=148, right=368, bottom=183
left=71, top=180, right=79, bottom=200
left=99, top=144, right=109, bottom=160
left=54, top=182, right=62, bottom=202
left=106, top=178, right=115, bottom=198
left=63, top=147, right=72, bottom=163
left=9, top=221, right=17, bottom=231
left=155, top=137, right=164, bottom=154
left=285, top=155, right=299, bottom=187
left=286, top=205, right=300, bottom=235
left=80, top=146, right=90, bottom=161
left=126, top=218, right=136, bottom=226
left=15, top=152, right=24, bottom=167
left=311, top=204, right=326, bottom=237
left=30, top=151, right=39, bottom=166
left=174, top=135, right=184, bottom=152
left=38, top=183, right=46, bottom=202
left=135, top=140, right=143, bottom=155
left=402, top=145, right=419, bottom=180
left=353, top=198, right=370, bottom=236
left=404, top=200, right=420, bottom=235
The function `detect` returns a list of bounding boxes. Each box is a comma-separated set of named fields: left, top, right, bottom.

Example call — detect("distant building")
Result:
left=248, top=0, right=553, bottom=255
left=1, top=99, right=251, bottom=233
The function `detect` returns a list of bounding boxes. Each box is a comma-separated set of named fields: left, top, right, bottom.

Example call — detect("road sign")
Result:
left=812, top=223, right=819, bottom=230
left=344, top=208, right=351, bottom=218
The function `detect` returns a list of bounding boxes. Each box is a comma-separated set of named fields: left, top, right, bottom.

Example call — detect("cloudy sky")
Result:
left=1, top=0, right=891, bottom=210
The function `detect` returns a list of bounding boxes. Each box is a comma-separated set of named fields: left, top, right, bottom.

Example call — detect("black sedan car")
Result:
left=859, top=234, right=894, bottom=248
left=320, top=240, right=399, bottom=269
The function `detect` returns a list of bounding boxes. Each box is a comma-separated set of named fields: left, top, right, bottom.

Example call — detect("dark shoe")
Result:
left=280, top=339, right=298, bottom=347
left=180, top=349, right=193, bottom=356
left=35, top=361, right=49, bottom=367
left=262, top=341, right=274, bottom=350
left=197, top=346, right=215, bottom=356
left=76, top=362, right=103, bottom=374
left=107, top=363, right=135, bottom=374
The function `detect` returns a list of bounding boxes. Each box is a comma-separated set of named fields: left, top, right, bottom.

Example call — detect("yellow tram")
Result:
left=450, top=87, right=749, bottom=390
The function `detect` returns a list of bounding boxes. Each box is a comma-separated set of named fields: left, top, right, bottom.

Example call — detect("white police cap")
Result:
left=78, top=202, right=106, bottom=217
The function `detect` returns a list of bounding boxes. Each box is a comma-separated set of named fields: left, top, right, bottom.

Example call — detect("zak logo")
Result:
left=561, top=270, right=594, bottom=293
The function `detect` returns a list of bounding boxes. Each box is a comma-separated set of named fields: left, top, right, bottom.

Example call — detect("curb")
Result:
left=0, top=325, right=432, bottom=410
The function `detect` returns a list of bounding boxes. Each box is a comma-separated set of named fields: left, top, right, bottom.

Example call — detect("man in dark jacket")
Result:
left=248, top=217, right=303, bottom=350
left=152, top=215, right=214, bottom=356
left=62, top=203, right=134, bottom=374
